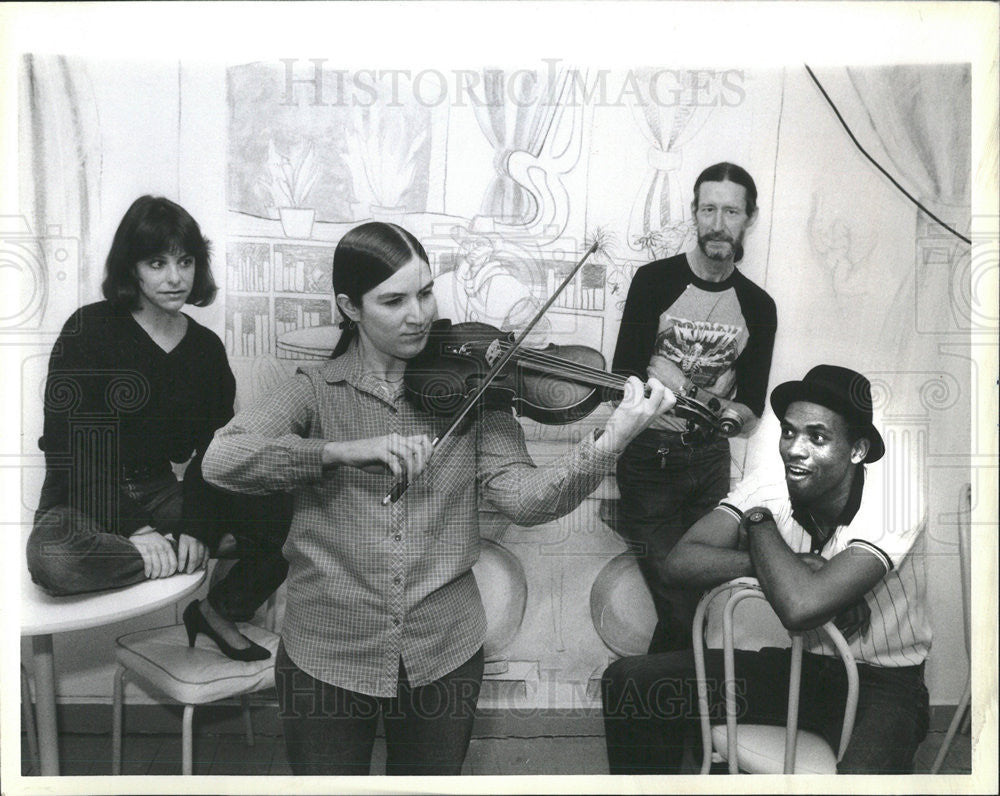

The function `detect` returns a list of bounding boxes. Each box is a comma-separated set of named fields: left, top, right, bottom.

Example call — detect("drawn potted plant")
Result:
left=344, top=105, right=428, bottom=221
left=258, top=140, right=319, bottom=238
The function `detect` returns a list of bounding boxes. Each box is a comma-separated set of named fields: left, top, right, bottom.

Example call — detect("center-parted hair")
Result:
left=330, top=222, right=429, bottom=358
left=692, top=162, right=758, bottom=215
left=101, top=195, right=217, bottom=310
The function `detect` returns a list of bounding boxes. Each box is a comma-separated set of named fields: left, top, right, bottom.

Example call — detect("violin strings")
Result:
left=497, top=343, right=628, bottom=390
left=466, top=339, right=713, bottom=424
left=513, top=353, right=625, bottom=389
left=493, top=342, right=716, bottom=419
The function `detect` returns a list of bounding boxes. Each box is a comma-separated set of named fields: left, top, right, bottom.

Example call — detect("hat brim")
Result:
left=770, top=380, right=885, bottom=463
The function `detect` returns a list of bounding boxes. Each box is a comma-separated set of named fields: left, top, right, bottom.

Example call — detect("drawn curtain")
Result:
left=848, top=65, right=971, bottom=211
left=20, top=55, right=102, bottom=295
left=474, top=69, right=554, bottom=223
left=845, top=65, right=972, bottom=347
left=626, top=70, right=714, bottom=258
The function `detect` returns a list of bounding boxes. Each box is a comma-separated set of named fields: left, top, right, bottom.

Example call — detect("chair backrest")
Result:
left=233, top=354, right=294, bottom=413
left=958, top=483, right=971, bottom=657
left=692, top=578, right=860, bottom=774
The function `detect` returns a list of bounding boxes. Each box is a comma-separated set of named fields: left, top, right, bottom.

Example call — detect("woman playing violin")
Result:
left=202, top=221, right=675, bottom=775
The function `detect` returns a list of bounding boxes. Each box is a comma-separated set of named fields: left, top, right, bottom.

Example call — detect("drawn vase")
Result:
left=278, top=207, right=315, bottom=239
left=368, top=204, right=406, bottom=223
left=590, top=552, right=657, bottom=657
left=472, top=538, right=527, bottom=672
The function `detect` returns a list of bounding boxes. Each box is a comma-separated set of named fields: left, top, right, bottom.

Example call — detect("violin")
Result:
left=384, top=236, right=732, bottom=504
left=404, top=319, right=740, bottom=436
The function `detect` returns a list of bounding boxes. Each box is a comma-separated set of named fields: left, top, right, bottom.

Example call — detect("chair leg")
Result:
left=240, top=694, right=255, bottom=747
left=111, top=666, right=127, bottom=775
left=182, top=704, right=194, bottom=775
left=931, top=675, right=971, bottom=774
left=20, top=665, right=40, bottom=774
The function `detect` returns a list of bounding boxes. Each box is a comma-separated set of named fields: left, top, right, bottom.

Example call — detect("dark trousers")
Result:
left=602, top=647, right=929, bottom=774
left=616, top=430, right=731, bottom=652
left=275, top=642, right=484, bottom=775
left=26, top=472, right=289, bottom=622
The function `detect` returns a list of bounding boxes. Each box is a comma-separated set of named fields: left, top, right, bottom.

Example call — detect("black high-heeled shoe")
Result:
left=183, top=600, right=270, bottom=662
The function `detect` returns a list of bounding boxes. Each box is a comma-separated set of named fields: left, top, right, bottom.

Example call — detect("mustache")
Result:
left=700, top=232, right=735, bottom=243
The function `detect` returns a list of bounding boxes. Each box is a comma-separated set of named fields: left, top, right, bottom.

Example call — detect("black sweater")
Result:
left=38, top=300, right=236, bottom=542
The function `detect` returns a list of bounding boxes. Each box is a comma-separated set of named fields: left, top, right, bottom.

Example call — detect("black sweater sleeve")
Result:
left=180, top=329, right=238, bottom=546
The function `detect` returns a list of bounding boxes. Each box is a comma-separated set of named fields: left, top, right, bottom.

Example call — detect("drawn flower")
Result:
left=257, top=140, right=318, bottom=209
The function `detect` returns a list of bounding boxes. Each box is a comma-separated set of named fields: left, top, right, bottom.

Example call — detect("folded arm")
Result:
left=749, top=520, right=885, bottom=632
left=663, top=507, right=756, bottom=589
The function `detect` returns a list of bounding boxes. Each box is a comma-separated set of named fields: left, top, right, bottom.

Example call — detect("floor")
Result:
left=22, top=721, right=973, bottom=776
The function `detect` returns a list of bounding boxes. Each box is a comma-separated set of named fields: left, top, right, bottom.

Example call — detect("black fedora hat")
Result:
left=769, top=365, right=885, bottom=463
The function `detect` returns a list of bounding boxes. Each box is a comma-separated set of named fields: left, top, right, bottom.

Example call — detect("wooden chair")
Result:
left=111, top=563, right=281, bottom=775
left=693, top=577, right=859, bottom=774
left=931, top=482, right=972, bottom=773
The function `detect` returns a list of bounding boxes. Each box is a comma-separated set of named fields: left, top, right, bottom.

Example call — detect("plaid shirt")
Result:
left=203, top=342, right=618, bottom=696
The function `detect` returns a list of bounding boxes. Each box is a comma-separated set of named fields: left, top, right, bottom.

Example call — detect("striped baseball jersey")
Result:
left=716, top=463, right=931, bottom=667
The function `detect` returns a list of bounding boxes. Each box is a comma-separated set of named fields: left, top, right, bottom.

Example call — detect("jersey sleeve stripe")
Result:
left=846, top=539, right=893, bottom=573
left=717, top=503, right=743, bottom=523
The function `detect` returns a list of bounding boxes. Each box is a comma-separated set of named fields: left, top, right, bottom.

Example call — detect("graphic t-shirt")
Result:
left=612, top=253, right=777, bottom=432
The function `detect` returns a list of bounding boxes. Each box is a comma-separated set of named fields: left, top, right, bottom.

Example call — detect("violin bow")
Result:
left=383, top=231, right=611, bottom=505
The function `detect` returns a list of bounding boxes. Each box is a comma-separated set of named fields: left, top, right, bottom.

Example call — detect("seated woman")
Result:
left=202, top=221, right=677, bottom=774
left=26, top=195, right=290, bottom=661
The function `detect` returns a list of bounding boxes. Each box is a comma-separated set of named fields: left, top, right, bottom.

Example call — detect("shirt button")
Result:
left=394, top=533, right=402, bottom=541
left=393, top=575, right=402, bottom=585
left=392, top=617, right=401, bottom=627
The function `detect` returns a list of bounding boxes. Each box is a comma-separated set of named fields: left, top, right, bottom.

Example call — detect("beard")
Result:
left=698, top=232, right=744, bottom=263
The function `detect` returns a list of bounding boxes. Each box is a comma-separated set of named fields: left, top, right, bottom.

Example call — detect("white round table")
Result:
left=21, top=569, right=207, bottom=775
left=275, top=325, right=341, bottom=360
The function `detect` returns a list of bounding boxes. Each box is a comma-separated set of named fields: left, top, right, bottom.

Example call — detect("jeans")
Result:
left=601, top=647, right=929, bottom=774
left=615, top=429, right=731, bottom=652
left=27, top=472, right=180, bottom=595
left=26, top=472, right=290, bottom=622
left=276, top=642, right=484, bottom=775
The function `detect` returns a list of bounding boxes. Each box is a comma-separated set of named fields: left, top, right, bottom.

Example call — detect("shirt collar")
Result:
left=317, top=341, right=362, bottom=385
left=313, top=341, right=404, bottom=407
left=791, top=466, right=866, bottom=553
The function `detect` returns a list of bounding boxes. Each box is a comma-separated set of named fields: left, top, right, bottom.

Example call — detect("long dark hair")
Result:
left=101, top=195, right=216, bottom=310
left=692, top=162, right=758, bottom=215
left=330, top=222, right=429, bottom=358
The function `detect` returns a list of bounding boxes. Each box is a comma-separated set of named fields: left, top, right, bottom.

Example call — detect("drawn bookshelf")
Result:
left=225, top=237, right=336, bottom=360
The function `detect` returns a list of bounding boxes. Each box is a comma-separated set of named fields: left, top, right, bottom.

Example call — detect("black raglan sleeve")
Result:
left=732, top=281, right=777, bottom=418
left=611, top=264, right=660, bottom=380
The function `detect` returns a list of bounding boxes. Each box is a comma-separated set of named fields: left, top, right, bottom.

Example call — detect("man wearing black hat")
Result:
left=601, top=365, right=931, bottom=774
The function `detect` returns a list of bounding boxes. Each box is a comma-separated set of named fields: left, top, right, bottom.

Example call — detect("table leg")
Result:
left=31, top=634, right=59, bottom=776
